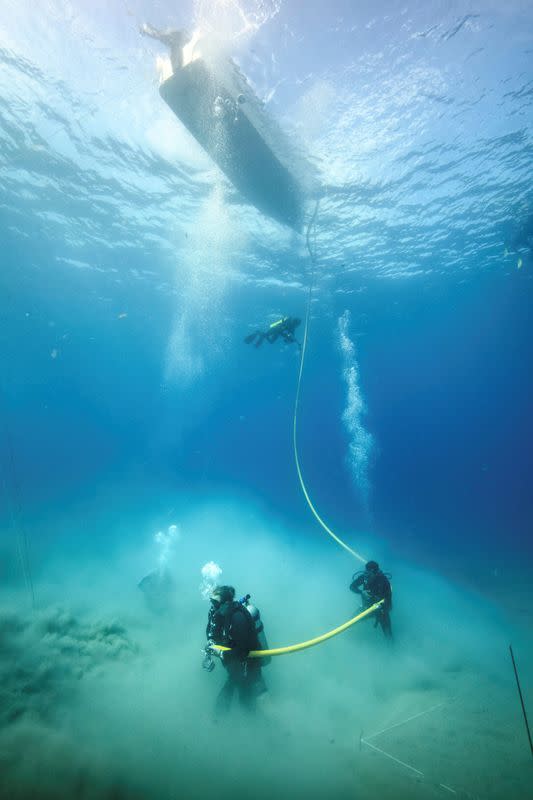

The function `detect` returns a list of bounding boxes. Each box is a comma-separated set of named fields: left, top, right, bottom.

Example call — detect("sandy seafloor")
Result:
left=1, top=480, right=531, bottom=800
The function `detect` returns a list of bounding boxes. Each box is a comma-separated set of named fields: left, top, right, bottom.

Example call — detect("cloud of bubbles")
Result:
left=154, top=524, right=180, bottom=573
left=337, top=310, right=374, bottom=513
left=199, top=561, right=223, bottom=599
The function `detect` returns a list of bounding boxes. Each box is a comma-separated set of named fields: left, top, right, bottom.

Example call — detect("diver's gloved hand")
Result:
left=202, top=650, right=216, bottom=672
left=206, top=641, right=222, bottom=659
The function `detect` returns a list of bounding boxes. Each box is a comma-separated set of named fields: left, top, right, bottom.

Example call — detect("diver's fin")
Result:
left=244, top=332, right=258, bottom=344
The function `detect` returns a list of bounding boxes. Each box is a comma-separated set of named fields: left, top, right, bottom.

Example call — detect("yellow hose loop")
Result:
left=293, top=203, right=367, bottom=564
left=212, top=600, right=384, bottom=658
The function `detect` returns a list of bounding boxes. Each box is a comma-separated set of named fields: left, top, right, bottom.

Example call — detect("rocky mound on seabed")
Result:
left=0, top=607, right=138, bottom=727
left=0, top=607, right=142, bottom=800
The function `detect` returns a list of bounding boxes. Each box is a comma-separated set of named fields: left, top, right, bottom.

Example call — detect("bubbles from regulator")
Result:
left=200, top=561, right=223, bottom=599
left=138, top=524, right=180, bottom=615
left=155, top=524, right=180, bottom=573
left=337, top=311, right=374, bottom=513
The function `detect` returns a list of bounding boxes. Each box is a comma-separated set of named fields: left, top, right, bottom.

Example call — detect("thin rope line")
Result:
left=365, top=701, right=447, bottom=741
left=361, top=739, right=424, bottom=777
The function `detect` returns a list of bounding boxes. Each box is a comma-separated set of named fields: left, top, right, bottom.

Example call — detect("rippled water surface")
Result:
left=2, top=1, right=531, bottom=290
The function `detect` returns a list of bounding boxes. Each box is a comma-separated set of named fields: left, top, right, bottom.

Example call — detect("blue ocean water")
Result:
left=1, top=2, right=532, bottom=799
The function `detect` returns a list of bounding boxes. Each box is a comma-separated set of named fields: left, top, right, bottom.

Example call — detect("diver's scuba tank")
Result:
left=202, top=593, right=271, bottom=671
left=239, top=594, right=271, bottom=667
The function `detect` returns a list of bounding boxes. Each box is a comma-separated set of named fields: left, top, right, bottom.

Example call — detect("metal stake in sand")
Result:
left=509, top=644, right=533, bottom=759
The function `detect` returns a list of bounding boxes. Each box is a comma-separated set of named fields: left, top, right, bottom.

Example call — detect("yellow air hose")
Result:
left=212, top=600, right=384, bottom=658
left=293, top=200, right=367, bottom=564
left=209, top=208, right=383, bottom=663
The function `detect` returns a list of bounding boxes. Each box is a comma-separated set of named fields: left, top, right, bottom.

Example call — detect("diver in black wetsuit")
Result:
left=350, top=561, right=393, bottom=640
left=244, top=317, right=301, bottom=350
left=507, top=212, right=533, bottom=253
left=205, top=585, right=267, bottom=714
left=140, top=23, right=189, bottom=71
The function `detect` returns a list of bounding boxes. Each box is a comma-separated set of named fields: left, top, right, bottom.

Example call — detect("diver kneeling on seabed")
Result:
left=350, top=561, right=393, bottom=640
left=203, top=586, right=270, bottom=715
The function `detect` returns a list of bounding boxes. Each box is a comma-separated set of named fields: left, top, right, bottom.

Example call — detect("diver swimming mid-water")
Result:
left=504, top=211, right=533, bottom=270
left=244, top=317, right=302, bottom=350
left=506, top=212, right=533, bottom=253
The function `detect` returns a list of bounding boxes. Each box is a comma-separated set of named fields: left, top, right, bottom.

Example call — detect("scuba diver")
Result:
left=350, top=561, right=393, bottom=640
left=505, top=210, right=533, bottom=269
left=203, top=585, right=268, bottom=714
left=506, top=211, right=533, bottom=253
left=138, top=569, right=175, bottom=615
left=244, top=317, right=301, bottom=350
left=139, top=23, right=189, bottom=71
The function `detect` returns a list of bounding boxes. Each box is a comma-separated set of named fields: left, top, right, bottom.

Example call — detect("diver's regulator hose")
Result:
left=211, top=600, right=384, bottom=658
